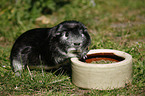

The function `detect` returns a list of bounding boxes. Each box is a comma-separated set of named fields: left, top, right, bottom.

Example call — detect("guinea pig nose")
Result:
left=74, top=43, right=81, bottom=46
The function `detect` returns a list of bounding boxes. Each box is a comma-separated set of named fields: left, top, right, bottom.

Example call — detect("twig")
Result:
left=27, top=65, right=33, bottom=80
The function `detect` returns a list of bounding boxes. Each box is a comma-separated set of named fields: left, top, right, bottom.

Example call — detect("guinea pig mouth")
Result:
left=67, top=48, right=81, bottom=57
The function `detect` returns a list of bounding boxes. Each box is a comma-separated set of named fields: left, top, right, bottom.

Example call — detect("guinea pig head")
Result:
left=50, top=21, right=91, bottom=59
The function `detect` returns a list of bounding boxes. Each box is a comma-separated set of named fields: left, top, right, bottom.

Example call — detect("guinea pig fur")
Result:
left=10, top=20, right=91, bottom=76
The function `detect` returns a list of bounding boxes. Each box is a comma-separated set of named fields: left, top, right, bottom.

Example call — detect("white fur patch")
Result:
left=62, top=33, right=68, bottom=40
left=67, top=48, right=78, bottom=57
left=12, top=59, right=23, bottom=72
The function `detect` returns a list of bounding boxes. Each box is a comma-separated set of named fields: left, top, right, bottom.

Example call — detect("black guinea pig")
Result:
left=10, top=20, right=91, bottom=76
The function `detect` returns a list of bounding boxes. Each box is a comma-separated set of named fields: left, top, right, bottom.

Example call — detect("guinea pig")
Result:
left=10, top=20, right=91, bottom=76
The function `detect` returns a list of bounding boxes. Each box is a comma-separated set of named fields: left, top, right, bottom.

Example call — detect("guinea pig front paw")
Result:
left=83, top=55, right=87, bottom=60
left=79, top=55, right=87, bottom=62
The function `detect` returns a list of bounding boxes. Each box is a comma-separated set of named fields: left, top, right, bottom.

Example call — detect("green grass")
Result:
left=0, top=0, right=145, bottom=95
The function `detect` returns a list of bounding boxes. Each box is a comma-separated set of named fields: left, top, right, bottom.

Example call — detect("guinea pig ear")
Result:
left=57, top=24, right=64, bottom=32
left=50, top=24, right=64, bottom=37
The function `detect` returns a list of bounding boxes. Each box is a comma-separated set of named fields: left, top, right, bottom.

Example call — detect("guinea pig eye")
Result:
left=62, top=31, right=69, bottom=40
left=64, top=31, right=69, bottom=37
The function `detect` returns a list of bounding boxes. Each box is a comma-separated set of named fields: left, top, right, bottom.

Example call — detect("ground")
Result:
left=0, top=0, right=145, bottom=95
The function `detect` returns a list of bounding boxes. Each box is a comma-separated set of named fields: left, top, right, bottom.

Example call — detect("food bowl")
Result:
left=71, top=49, right=132, bottom=90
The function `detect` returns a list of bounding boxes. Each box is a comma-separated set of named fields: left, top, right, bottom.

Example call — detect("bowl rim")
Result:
left=71, top=49, right=132, bottom=68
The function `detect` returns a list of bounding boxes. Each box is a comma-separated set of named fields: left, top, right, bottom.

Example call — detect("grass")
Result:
left=0, top=0, right=145, bottom=95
